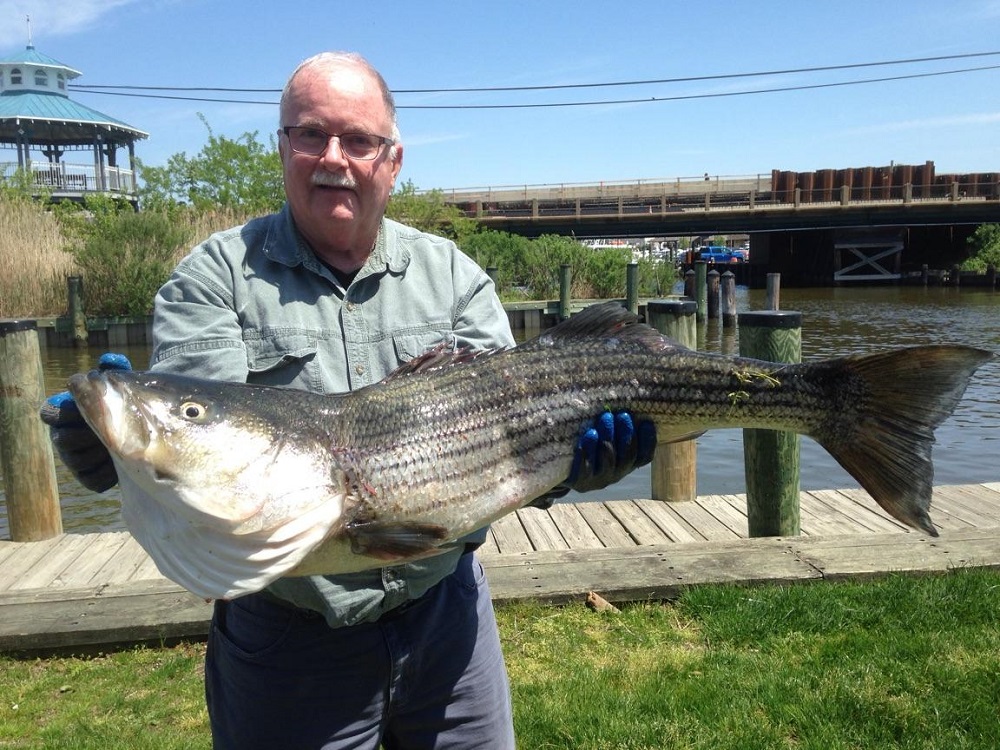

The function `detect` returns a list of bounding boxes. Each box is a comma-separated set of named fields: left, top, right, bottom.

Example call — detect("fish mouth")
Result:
left=68, top=370, right=154, bottom=460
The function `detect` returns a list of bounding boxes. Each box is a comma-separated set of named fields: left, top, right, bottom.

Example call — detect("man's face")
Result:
left=278, top=62, right=402, bottom=262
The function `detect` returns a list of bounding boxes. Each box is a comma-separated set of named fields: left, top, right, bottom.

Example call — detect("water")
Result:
left=1, top=287, right=998, bottom=536
left=575, top=285, right=1000, bottom=503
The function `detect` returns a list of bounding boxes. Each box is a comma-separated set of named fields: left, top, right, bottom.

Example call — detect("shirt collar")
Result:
left=263, top=205, right=410, bottom=279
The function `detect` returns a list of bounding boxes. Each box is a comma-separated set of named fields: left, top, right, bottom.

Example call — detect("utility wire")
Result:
left=70, top=50, right=1000, bottom=94
left=403, top=64, right=1000, bottom=109
left=69, top=63, right=1000, bottom=109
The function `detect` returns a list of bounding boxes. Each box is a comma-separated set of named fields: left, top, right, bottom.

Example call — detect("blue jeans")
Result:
left=205, top=553, right=514, bottom=749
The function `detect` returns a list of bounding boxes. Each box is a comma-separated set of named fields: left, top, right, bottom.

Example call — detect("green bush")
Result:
left=60, top=197, right=191, bottom=316
left=961, top=223, right=1000, bottom=271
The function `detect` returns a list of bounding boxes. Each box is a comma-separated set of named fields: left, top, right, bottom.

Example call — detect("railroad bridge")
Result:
left=438, top=162, right=1000, bottom=287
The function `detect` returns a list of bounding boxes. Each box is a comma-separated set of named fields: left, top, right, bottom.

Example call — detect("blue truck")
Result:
left=697, top=245, right=747, bottom=264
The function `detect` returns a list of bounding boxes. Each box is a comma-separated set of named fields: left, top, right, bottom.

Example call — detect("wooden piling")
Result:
left=0, top=320, right=63, bottom=541
left=765, top=273, right=781, bottom=311
left=694, top=262, right=708, bottom=322
left=625, top=262, right=639, bottom=315
left=559, top=264, right=572, bottom=320
left=646, top=300, right=697, bottom=502
left=721, top=271, right=737, bottom=327
left=706, top=269, right=720, bottom=319
left=683, top=269, right=695, bottom=300
left=67, top=276, right=88, bottom=347
left=738, top=311, right=802, bottom=537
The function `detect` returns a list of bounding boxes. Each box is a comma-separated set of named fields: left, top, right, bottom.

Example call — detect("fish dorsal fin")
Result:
left=387, top=302, right=684, bottom=381
left=518, top=301, right=687, bottom=352
left=383, top=344, right=492, bottom=381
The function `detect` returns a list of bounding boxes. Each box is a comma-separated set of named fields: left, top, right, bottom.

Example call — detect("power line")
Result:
left=69, top=50, right=1000, bottom=95
left=68, top=63, right=1000, bottom=109
left=401, top=64, right=1000, bottom=110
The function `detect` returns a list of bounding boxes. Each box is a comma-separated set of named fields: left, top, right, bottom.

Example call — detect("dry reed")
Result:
left=0, top=198, right=79, bottom=318
left=0, top=199, right=257, bottom=319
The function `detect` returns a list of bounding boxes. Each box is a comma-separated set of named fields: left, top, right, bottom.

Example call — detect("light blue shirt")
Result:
left=150, top=204, right=515, bottom=627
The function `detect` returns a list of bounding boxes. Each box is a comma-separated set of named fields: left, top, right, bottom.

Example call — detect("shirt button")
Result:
left=346, top=302, right=356, bottom=312
left=355, top=365, right=364, bottom=375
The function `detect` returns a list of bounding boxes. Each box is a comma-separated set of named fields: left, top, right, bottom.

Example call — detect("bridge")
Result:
left=437, top=162, right=1000, bottom=286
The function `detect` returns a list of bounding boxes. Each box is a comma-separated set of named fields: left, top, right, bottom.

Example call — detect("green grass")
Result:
left=2, top=570, right=998, bottom=748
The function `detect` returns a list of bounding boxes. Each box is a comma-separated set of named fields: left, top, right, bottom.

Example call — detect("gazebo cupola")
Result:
left=0, top=42, right=148, bottom=203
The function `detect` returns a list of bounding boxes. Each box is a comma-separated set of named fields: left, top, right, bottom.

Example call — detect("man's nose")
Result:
left=318, top=136, right=350, bottom=166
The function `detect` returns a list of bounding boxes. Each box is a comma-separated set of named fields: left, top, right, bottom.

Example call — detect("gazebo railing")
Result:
left=1, top=161, right=138, bottom=196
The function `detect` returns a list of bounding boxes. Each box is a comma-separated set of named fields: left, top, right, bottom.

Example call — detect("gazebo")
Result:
left=0, top=44, right=147, bottom=205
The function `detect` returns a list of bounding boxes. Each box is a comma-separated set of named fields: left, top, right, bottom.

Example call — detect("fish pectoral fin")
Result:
left=346, top=521, right=451, bottom=560
left=658, top=428, right=707, bottom=444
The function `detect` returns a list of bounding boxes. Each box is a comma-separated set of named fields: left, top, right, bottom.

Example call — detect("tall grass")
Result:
left=0, top=197, right=78, bottom=318
left=0, top=197, right=254, bottom=319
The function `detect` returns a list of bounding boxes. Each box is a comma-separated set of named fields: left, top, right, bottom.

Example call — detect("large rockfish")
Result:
left=67, top=303, right=993, bottom=600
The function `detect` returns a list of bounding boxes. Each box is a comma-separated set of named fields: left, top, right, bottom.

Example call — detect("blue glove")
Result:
left=527, top=411, right=657, bottom=509
left=39, top=353, right=131, bottom=493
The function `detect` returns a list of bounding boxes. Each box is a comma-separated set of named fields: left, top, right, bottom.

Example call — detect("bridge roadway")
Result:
left=437, top=173, right=1000, bottom=237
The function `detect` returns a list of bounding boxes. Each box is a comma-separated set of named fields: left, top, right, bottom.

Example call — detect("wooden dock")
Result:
left=2, top=483, right=1000, bottom=653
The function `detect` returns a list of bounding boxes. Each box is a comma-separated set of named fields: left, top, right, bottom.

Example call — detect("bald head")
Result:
left=280, top=52, right=400, bottom=145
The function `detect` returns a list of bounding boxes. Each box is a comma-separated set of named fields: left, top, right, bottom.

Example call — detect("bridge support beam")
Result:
left=748, top=225, right=980, bottom=288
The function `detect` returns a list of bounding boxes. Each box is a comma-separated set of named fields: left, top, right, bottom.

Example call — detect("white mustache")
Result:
left=311, top=172, right=358, bottom=190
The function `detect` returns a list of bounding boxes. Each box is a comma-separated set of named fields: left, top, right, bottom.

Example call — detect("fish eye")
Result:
left=179, top=401, right=208, bottom=421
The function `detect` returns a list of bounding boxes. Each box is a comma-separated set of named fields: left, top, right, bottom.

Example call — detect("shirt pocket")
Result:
left=245, top=331, right=319, bottom=388
left=392, top=329, right=455, bottom=367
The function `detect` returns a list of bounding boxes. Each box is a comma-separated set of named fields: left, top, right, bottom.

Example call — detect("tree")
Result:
left=386, top=180, right=477, bottom=240
left=138, top=114, right=284, bottom=214
left=962, top=223, right=1000, bottom=271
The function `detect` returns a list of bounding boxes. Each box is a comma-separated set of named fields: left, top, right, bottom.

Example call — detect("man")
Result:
left=45, top=52, right=652, bottom=749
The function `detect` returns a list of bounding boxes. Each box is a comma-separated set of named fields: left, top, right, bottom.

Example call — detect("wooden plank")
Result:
left=668, top=499, right=743, bottom=541
left=477, top=533, right=501, bottom=557
left=55, top=532, right=131, bottom=588
left=719, top=493, right=752, bottom=520
left=0, top=536, right=69, bottom=592
left=798, top=492, right=872, bottom=536
left=632, top=500, right=700, bottom=543
left=696, top=495, right=749, bottom=537
left=808, top=489, right=909, bottom=533
left=8, top=534, right=95, bottom=590
left=790, top=527, right=1000, bottom=580
left=0, top=579, right=213, bottom=652
left=0, top=542, right=21, bottom=569
left=574, top=502, right=636, bottom=548
left=516, top=508, right=570, bottom=552
left=827, top=488, right=913, bottom=532
left=82, top=533, right=148, bottom=586
left=489, top=513, right=534, bottom=554
left=925, top=487, right=995, bottom=527
left=545, top=504, right=605, bottom=549
left=483, top=537, right=820, bottom=604
left=604, top=500, right=672, bottom=545
left=131, top=550, right=167, bottom=581
left=0, top=541, right=23, bottom=572
left=931, top=485, right=1000, bottom=526
left=951, top=484, right=1000, bottom=519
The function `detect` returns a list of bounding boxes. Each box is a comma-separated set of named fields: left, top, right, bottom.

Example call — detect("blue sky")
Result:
left=3, top=0, right=999, bottom=191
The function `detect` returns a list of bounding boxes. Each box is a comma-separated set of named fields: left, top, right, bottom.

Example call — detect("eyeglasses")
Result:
left=281, top=126, right=393, bottom=160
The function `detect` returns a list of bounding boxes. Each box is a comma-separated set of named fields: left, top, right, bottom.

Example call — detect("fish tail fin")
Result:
left=817, top=345, right=993, bottom=536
